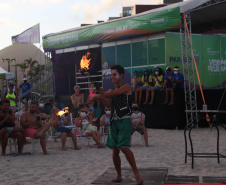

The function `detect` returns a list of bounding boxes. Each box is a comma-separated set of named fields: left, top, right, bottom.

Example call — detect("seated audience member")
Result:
left=50, top=109, right=80, bottom=151
left=89, top=82, right=97, bottom=98
left=172, top=66, right=184, bottom=89
left=20, top=102, right=51, bottom=155
left=131, top=71, right=142, bottom=91
left=131, top=102, right=148, bottom=147
left=74, top=104, right=104, bottom=148
left=3, top=84, right=18, bottom=109
left=161, top=66, right=174, bottom=105
left=71, top=85, right=84, bottom=118
left=0, top=100, right=28, bottom=156
left=51, top=101, right=60, bottom=115
left=38, top=99, right=50, bottom=114
left=100, top=107, right=111, bottom=134
left=135, top=68, right=153, bottom=105
left=144, top=67, right=163, bottom=105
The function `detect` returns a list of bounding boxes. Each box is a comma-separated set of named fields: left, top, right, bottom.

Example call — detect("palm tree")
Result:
left=24, top=58, right=39, bottom=79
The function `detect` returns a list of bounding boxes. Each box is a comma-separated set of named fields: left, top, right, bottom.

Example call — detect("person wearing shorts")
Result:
left=144, top=67, right=163, bottom=105
left=87, top=65, right=143, bottom=185
left=135, top=68, right=153, bottom=106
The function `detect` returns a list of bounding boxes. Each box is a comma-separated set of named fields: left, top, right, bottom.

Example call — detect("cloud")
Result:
left=0, top=18, right=12, bottom=26
left=14, top=0, right=64, bottom=4
left=70, top=0, right=163, bottom=24
left=0, top=3, right=14, bottom=12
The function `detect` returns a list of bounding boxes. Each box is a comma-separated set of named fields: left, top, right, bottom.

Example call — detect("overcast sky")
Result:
left=0, top=0, right=165, bottom=50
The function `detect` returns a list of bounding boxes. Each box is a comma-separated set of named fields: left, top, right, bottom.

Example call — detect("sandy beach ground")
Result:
left=1, top=127, right=226, bottom=185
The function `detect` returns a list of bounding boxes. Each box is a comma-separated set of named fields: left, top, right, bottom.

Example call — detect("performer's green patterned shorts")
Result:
left=106, top=118, right=131, bottom=148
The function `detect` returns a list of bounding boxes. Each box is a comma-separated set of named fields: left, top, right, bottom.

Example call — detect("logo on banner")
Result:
left=208, top=59, right=226, bottom=73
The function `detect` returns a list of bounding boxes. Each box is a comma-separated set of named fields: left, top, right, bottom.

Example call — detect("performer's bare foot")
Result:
left=162, top=101, right=168, bottom=105
left=168, top=102, right=174, bottom=106
left=74, top=146, right=81, bottom=150
left=143, top=101, right=148, bottom=105
left=43, top=151, right=49, bottom=155
left=1, top=153, right=6, bottom=156
left=62, top=148, right=67, bottom=151
left=149, top=102, right=153, bottom=105
left=112, top=176, right=122, bottom=183
left=137, top=180, right=143, bottom=185
left=135, top=173, right=143, bottom=185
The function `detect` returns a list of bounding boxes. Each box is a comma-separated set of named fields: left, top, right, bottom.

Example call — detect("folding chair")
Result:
left=100, top=126, right=108, bottom=143
left=8, top=138, right=17, bottom=153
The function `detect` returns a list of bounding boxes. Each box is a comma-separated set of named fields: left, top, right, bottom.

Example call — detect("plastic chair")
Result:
left=100, top=126, right=108, bottom=143
left=8, top=138, right=17, bottom=153
left=131, top=131, right=146, bottom=147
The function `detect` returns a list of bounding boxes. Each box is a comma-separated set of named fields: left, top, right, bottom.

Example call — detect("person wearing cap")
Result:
left=131, top=71, right=142, bottom=91
left=161, top=66, right=174, bottom=105
left=8, top=80, right=15, bottom=91
left=135, top=68, right=153, bottom=106
left=3, top=84, right=18, bottom=109
left=144, top=67, right=163, bottom=105
left=71, top=85, right=84, bottom=118
left=172, top=66, right=184, bottom=89
left=19, top=78, right=32, bottom=110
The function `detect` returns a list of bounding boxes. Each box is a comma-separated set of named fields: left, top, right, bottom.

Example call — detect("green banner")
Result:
left=148, top=38, right=165, bottom=65
left=203, top=35, right=221, bottom=88
left=43, top=7, right=181, bottom=52
left=221, top=36, right=226, bottom=87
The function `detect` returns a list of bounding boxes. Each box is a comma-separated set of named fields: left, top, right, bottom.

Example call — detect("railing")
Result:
left=17, top=73, right=55, bottom=111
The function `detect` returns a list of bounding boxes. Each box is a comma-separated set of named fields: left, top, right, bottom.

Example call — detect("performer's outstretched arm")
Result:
left=105, top=84, right=131, bottom=98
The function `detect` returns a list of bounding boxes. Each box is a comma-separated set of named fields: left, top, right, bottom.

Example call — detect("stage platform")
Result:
left=91, top=167, right=226, bottom=185
left=91, top=167, right=168, bottom=185
left=55, top=89, right=226, bottom=129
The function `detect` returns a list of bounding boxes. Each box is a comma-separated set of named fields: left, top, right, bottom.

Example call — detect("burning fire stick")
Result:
left=80, top=52, right=91, bottom=71
left=57, top=107, right=69, bottom=116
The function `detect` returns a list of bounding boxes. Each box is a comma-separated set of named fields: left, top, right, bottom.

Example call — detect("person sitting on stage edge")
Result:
left=74, top=103, right=105, bottom=148
left=0, top=100, right=28, bottom=156
left=161, top=66, right=174, bottom=105
left=131, top=71, right=142, bottom=91
left=172, top=66, right=184, bottom=90
left=71, top=85, right=84, bottom=118
left=144, top=67, right=163, bottom=105
left=20, top=102, right=51, bottom=155
left=135, top=68, right=153, bottom=106
left=131, top=102, right=148, bottom=147
left=50, top=108, right=80, bottom=151
left=87, top=65, right=143, bottom=185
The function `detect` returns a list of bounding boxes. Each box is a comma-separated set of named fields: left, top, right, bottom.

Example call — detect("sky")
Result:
left=0, top=0, right=164, bottom=51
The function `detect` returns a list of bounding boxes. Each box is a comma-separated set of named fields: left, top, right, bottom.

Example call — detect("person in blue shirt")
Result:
left=19, top=78, right=31, bottom=110
left=172, top=66, right=184, bottom=89
left=161, top=66, right=175, bottom=105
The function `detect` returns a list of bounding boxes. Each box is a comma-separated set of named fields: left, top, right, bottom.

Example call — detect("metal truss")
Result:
left=191, top=0, right=226, bottom=12
left=180, top=13, right=197, bottom=126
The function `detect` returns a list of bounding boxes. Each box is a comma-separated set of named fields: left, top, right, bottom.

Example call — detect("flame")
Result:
left=57, top=107, right=69, bottom=116
left=80, top=52, right=91, bottom=71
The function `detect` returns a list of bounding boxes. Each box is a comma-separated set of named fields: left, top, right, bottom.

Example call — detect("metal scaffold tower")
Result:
left=180, top=12, right=197, bottom=126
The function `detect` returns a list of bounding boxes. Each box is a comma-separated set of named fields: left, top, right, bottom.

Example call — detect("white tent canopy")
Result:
left=0, top=67, right=15, bottom=79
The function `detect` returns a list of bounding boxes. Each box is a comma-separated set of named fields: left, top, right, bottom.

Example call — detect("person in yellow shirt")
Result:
left=3, top=84, right=18, bottom=109
left=135, top=68, right=153, bottom=105
left=144, top=67, right=163, bottom=105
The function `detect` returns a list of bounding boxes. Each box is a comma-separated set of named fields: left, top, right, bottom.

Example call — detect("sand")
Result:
left=1, top=127, right=226, bottom=185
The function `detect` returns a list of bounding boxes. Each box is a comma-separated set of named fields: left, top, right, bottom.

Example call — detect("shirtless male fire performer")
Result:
left=87, top=65, right=143, bottom=185
left=71, top=85, right=84, bottom=118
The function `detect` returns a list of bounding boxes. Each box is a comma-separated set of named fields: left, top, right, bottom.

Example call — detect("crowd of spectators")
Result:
left=0, top=65, right=184, bottom=156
